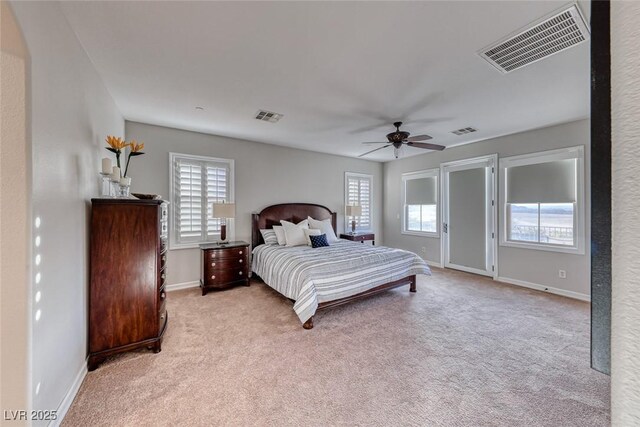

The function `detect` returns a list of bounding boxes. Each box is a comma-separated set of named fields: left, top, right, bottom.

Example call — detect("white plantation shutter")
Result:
left=206, top=165, right=229, bottom=237
left=170, top=153, right=234, bottom=247
left=345, top=173, right=373, bottom=232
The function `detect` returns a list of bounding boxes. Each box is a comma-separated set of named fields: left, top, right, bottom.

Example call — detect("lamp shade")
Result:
left=346, top=205, right=362, bottom=217
left=212, top=202, right=236, bottom=219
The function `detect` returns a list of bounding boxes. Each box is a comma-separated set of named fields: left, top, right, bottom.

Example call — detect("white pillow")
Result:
left=307, top=216, right=339, bottom=243
left=272, top=225, right=287, bottom=246
left=280, top=219, right=309, bottom=247
left=303, top=228, right=322, bottom=246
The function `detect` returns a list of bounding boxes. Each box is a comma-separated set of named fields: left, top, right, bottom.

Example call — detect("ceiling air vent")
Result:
left=255, top=110, right=283, bottom=123
left=479, top=4, right=590, bottom=73
left=452, top=127, right=477, bottom=136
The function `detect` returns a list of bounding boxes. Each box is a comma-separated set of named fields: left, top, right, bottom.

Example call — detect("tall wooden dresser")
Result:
left=88, top=198, right=168, bottom=370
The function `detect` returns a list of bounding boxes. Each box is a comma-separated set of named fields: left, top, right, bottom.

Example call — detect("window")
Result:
left=345, top=172, right=373, bottom=232
left=402, top=169, right=439, bottom=237
left=169, top=153, right=234, bottom=249
left=500, top=146, right=584, bottom=254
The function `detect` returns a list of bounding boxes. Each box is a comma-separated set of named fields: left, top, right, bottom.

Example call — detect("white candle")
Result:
left=101, top=158, right=112, bottom=174
left=119, top=176, right=131, bottom=186
left=111, top=166, right=121, bottom=180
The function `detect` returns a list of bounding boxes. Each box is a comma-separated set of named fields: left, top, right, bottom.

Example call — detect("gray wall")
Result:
left=10, top=0, right=125, bottom=421
left=384, top=119, right=590, bottom=297
left=125, top=121, right=383, bottom=286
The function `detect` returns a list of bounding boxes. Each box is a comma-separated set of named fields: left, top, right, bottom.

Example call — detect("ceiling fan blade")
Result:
left=406, top=135, right=433, bottom=142
left=358, top=144, right=391, bottom=157
left=407, top=141, right=446, bottom=151
left=362, top=141, right=389, bottom=145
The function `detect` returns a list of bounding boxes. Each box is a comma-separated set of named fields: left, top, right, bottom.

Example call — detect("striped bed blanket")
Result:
left=251, top=240, right=431, bottom=324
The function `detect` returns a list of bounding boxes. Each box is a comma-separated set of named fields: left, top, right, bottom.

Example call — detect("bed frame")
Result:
left=251, top=203, right=416, bottom=329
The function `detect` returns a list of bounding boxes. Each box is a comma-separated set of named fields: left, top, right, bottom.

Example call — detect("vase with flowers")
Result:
left=103, top=136, right=146, bottom=198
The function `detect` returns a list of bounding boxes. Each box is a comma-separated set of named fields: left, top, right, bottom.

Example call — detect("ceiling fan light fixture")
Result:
left=393, top=145, right=404, bottom=159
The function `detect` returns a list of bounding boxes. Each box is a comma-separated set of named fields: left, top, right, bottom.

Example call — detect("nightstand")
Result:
left=199, top=241, right=250, bottom=296
left=340, top=233, right=375, bottom=245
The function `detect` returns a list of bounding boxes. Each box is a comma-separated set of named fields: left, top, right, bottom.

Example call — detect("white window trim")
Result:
left=401, top=168, right=440, bottom=238
left=169, top=152, right=235, bottom=250
left=499, top=145, right=585, bottom=255
left=344, top=172, right=373, bottom=233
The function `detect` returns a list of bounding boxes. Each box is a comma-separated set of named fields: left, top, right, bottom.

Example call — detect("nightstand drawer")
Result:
left=207, top=247, right=247, bottom=259
left=207, top=256, right=247, bottom=270
left=205, top=268, right=248, bottom=286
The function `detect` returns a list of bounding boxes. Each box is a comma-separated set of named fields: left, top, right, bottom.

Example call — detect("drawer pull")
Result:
left=239, top=250, right=243, bottom=255
left=239, top=271, right=243, bottom=276
left=211, top=262, right=216, bottom=267
left=211, top=275, right=216, bottom=280
left=239, top=259, right=243, bottom=264
left=160, top=291, right=166, bottom=300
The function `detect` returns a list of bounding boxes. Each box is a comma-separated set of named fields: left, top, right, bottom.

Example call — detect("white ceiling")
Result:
left=60, top=1, right=591, bottom=162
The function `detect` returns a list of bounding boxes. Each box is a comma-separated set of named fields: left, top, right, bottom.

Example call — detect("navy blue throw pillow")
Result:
left=309, top=233, right=330, bottom=248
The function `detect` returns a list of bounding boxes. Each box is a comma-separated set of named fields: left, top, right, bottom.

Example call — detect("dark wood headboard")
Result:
left=251, top=203, right=337, bottom=249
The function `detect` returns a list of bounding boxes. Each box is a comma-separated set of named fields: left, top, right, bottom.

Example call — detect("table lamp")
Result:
left=212, top=201, right=236, bottom=245
left=346, top=205, right=362, bottom=235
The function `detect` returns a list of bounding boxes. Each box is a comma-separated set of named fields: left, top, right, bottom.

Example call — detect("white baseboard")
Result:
left=166, top=280, right=200, bottom=292
left=496, top=276, right=590, bottom=302
left=51, top=360, right=87, bottom=427
left=424, top=259, right=444, bottom=268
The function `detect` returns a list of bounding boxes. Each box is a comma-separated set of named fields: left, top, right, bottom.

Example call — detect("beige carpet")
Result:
left=64, top=268, right=610, bottom=426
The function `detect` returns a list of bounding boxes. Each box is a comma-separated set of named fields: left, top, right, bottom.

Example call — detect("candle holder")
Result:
left=109, top=177, right=120, bottom=197
left=99, top=172, right=112, bottom=197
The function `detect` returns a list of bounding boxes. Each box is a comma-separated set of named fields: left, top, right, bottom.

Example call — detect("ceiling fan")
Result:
left=358, top=122, right=445, bottom=159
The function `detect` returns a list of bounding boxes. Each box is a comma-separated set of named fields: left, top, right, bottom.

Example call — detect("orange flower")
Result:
left=105, top=135, right=127, bottom=151
left=128, top=140, right=145, bottom=153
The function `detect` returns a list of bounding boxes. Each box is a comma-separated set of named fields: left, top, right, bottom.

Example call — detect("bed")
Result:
left=251, top=203, right=431, bottom=329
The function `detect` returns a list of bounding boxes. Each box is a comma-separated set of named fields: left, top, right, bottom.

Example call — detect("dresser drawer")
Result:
left=207, top=247, right=247, bottom=260
left=204, top=268, right=248, bottom=287
left=158, top=286, right=167, bottom=306
left=158, top=301, right=167, bottom=334
left=159, top=250, right=168, bottom=270
left=158, top=268, right=167, bottom=289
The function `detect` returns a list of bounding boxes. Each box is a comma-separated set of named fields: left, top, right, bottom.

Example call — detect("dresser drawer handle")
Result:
left=211, top=262, right=216, bottom=267
left=239, top=259, right=243, bottom=264
left=211, top=275, right=216, bottom=280
left=239, top=271, right=243, bottom=276
left=160, top=291, right=166, bottom=300
left=239, top=250, right=243, bottom=255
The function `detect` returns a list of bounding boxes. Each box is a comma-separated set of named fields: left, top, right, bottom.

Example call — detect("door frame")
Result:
left=440, top=154, right=498, bottom=279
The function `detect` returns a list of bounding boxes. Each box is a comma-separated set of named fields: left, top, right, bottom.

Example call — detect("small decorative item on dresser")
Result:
left=340, top=232, right=375, bottom=245
left=211, top=201, right=236, bottom=245
left=345, top=204, right=362, bottom=234
left=200, top=241, right=250, bottom=295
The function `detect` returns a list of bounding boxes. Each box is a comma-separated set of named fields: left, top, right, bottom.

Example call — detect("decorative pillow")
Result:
left=307, top=216, right=339, bottom=243
left=280, top=219, right=310, bottom=247
left=272, top=225, right=287, bottom=246
left=309, top=233, right=330, bottom=248
left=259, top=229, right=278, bottom=245
left=303, top=228, right=322, bottom=246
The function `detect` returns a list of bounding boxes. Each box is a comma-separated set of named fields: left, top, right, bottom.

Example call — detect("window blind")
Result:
left=506, top=159, right=576, bottom=203
left=405, top=176, right=437, bottom=205
left=173, top=155, right=231, bottom=245
left=346, top=174, right=372, bottom=231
